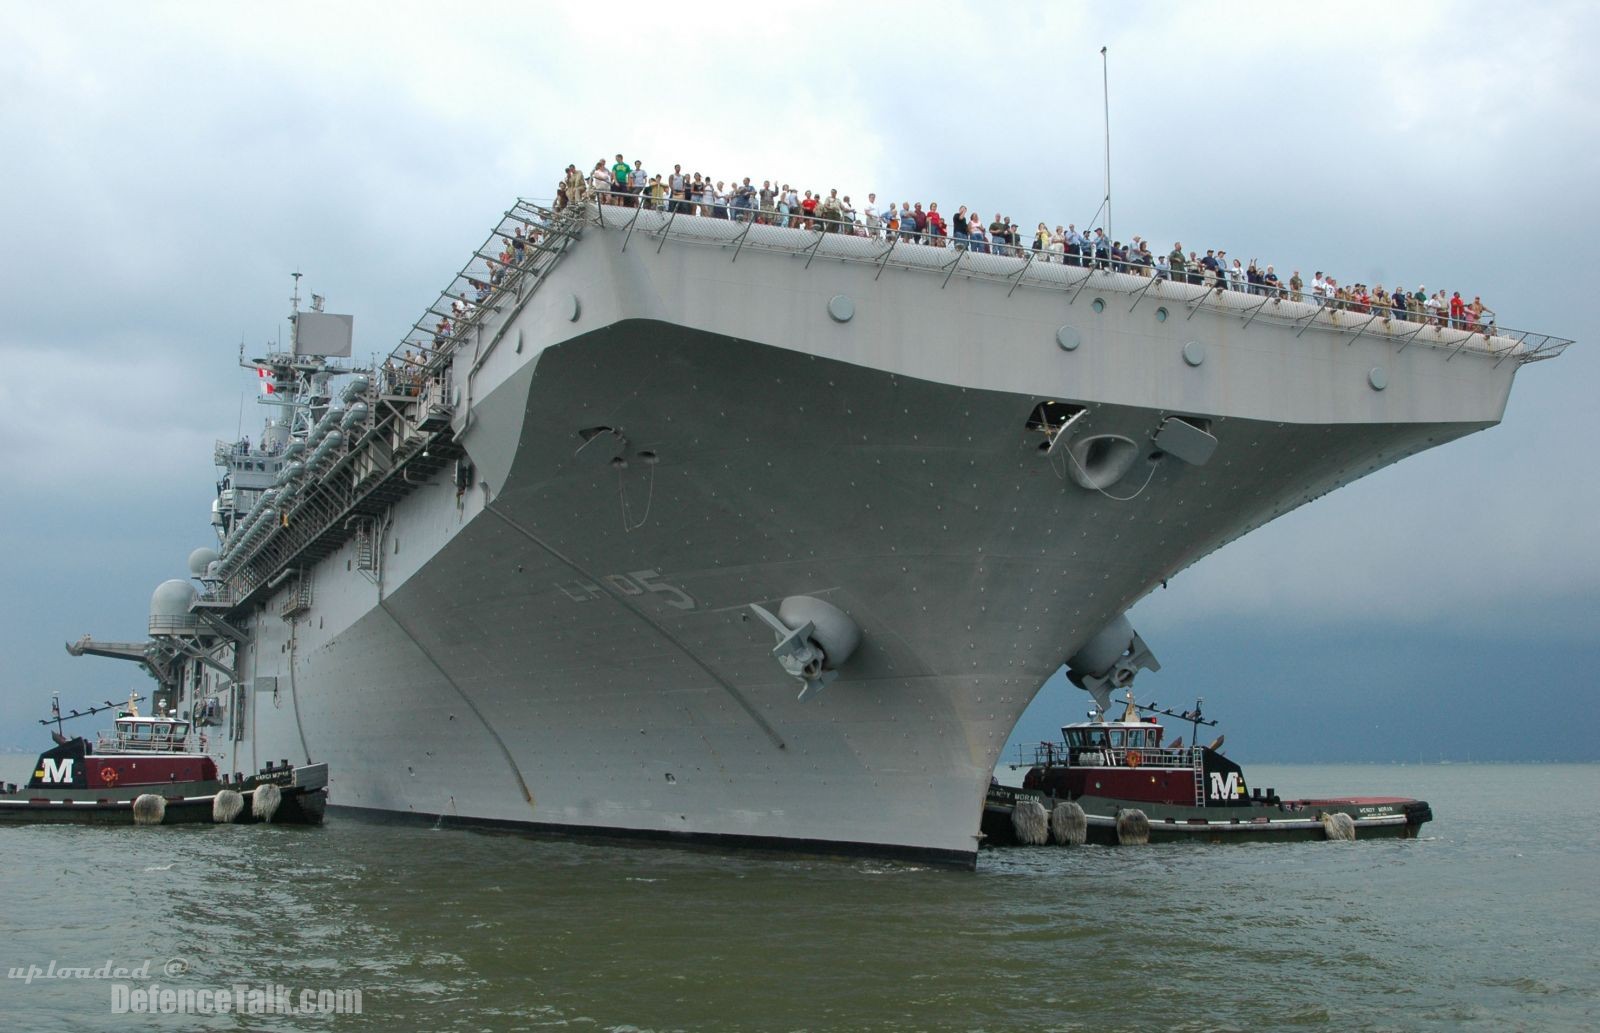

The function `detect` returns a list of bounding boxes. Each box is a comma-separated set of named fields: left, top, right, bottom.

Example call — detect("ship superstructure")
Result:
left=68, top=197, right=1571, bottom=865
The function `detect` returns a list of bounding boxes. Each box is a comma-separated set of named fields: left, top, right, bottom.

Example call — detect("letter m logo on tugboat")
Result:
left=1209, top=770, right=1245, bottom=801
left=38, top=758, right=74, bottom=784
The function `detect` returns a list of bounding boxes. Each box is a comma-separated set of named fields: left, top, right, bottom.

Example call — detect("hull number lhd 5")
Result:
left=555, top=569, right=697, bottom=610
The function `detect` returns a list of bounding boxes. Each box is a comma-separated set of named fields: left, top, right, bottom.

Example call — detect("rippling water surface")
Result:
left=3, top=763, right=1596, bottom=1031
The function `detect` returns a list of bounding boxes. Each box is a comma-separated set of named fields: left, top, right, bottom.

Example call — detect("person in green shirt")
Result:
left=611, top=154, right=632, bottom=206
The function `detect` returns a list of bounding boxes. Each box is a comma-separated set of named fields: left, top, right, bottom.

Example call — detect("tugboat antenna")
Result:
left=1126, top=696, right=1216, bottom=743
left=37, top=695, right=144, bottom=727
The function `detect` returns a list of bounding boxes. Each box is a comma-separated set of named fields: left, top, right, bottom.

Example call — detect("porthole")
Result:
left=1156, top=306, right=1169, bottom=322
left=1091, top=298, right=1106, bottom=313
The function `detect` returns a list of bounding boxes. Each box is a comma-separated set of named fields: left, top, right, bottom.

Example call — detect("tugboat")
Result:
left=0, top=694, right=327, bottom=826
left=982, top=692, right=1432, bottom=846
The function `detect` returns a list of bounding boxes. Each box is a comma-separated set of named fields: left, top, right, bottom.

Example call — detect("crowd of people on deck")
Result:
left=551, top=154, right=1497, bottom=333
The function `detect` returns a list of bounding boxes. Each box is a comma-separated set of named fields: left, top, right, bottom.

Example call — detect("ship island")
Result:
left=59, top=187, right=1571, bottom=867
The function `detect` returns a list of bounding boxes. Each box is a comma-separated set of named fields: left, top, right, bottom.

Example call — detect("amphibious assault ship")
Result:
left=67, top=196, right=1570, bottom=866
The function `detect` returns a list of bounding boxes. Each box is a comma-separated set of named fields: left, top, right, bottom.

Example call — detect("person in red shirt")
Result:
left=1449, top=291, right=1466, bottom=328
left=799, top=190, right=819, bottom=230
left=926, top=203, right=947, bottom=246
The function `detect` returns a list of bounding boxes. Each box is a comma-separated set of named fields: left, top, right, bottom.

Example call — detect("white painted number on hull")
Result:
left=556, top=569, right=696, bottom=610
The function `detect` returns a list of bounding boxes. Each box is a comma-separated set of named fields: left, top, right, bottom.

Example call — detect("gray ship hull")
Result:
left=174, top=204, right=1533, bottom=866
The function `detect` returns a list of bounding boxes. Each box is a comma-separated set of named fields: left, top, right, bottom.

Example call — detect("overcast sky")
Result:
left=1, top=1, right=1594, bottom=758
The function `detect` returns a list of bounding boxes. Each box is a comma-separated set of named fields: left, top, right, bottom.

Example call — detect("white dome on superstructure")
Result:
left=188, top=548, right=220, bottom=578
left=148, top=579, right=200, bottom=635
left=150, top=579, right=198, bottom=616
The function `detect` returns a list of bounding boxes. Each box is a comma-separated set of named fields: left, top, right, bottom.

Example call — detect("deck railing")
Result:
left=1019, top=742, right=1198, bottom=770
left=573, top=195, right=1573, bottom=366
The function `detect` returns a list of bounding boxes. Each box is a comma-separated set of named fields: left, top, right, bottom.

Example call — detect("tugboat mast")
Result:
left=1124, top=695, right=1218, bottom=746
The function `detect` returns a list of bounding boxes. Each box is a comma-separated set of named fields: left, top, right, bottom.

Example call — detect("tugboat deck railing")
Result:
left=1022, top=742, right=1201, bottom=770
left=94, top=732, right=203, bottom=755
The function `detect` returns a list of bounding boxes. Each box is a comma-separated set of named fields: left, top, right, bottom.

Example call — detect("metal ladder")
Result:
left=1192, top=748, right=1205, bottom=806
left=354, top=522, right=376, bottom=573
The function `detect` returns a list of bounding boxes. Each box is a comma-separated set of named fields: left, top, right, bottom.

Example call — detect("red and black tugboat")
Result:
left=983, top=692, right=1432, bottom=846
left=0, top=694, right=327, bottom=826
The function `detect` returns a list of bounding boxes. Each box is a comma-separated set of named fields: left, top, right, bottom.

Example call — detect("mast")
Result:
left=1101, top=45, right=1112, bottom=245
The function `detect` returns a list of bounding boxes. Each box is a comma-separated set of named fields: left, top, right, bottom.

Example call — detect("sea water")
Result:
left=2, top=760, right=1596, bottom=1031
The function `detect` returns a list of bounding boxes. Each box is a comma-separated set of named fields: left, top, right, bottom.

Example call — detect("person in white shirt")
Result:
left=863, top=193, right=880, bottom=237
left=668, top=166, right=687, bottom=212
left=588, top=161, right=611, bottom=198
left=1311, top=272, right=1328, bottom=305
